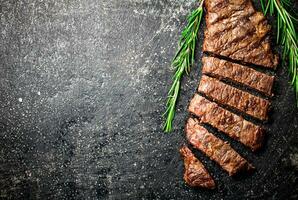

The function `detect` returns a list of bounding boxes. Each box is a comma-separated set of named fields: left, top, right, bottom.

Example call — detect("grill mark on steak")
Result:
left=205, top=13, right=266, bottom=50
left=206, top=0, right=254, bottom=25
left=180, top=145, right=216, bottom=189
left=207, top=16, right=270, bottom=57
left=206, top=14, right=254, bottom=38
left=185, top=118, right=254, bottom=176
left=203, top=0, right=278, bottom=68
left=202, top=57, right=274, bottom=96
left=198, top=75, right=270, bottom=120
left=205, top=18, right=256, bottom=44
left=188, top=94, right=265, bottom=151
left=222, top=33, right=271, bottom=62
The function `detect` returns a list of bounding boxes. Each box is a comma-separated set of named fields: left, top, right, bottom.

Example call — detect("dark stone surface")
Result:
left=0, top=0, right=297, bottom=199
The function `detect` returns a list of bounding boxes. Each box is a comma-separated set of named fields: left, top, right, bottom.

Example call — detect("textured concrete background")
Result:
left=0, top=0, right=297, bottom=199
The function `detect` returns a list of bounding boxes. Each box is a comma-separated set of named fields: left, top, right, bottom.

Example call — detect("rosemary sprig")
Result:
left=163, top=1, right=204, bottom=133
left=260, top=0, right=298, bottom=106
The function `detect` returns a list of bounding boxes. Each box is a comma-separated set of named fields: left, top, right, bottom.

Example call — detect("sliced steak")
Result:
left=202, top=56, right=274, bottom=96
left=180, top=145, right=216, bottom=189
left=198, top=75, right=270, bottom=120
left=185, top=118, right=254, bottom=176
left=203, top=0, right=278, bottom=68
left=188, top=94, right=264, bottom=151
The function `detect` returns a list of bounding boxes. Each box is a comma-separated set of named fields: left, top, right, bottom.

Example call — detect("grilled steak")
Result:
left=180, top=145, right=216, bottom=189
left=198, top=75, right=270, bottom=120
left=186, top=118, right=254, bottom=176
left=203, top=0, right=278, bottom=68
left=188, top=94, right=264, bottom=151
left=202, top=56, right=275, bottom=95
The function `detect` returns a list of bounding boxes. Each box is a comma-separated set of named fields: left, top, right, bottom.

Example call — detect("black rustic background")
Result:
left=0, top=0, right=297, bottom=199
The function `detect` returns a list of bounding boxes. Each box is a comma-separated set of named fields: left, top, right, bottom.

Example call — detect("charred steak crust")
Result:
left=198, top=75, right=270, bottom=121
left=180, top=145, right=216, bottom=189
left=188, top=94, right=265, bottom=151
left=185, top=118, right=254, bottom=176
left=203, top=0, right=278, bottom=68
left=202, top=56, right=275, bottom=95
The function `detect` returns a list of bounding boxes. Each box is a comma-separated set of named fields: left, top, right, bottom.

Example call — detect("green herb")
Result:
left=163, top=1, right=204, bottom=132
left=260, top=0, right=298, bottom=106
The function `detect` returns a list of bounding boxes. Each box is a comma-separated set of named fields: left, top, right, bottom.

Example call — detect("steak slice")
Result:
left=180, top=145, right=216, bottom=189
left=203, top=0, right=278, bottom=68
left=198, top=75, right=270, bottom=121
left=202, top=56, right=274, bottom=96
left=188, top=94, right=264, bottom=151
left=185, top=118, right=254, bottom=176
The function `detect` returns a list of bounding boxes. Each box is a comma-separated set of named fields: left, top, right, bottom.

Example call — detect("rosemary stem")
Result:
left=260, top=0, right=298, bottom=106
left=163, top=1, right=204, bottom=132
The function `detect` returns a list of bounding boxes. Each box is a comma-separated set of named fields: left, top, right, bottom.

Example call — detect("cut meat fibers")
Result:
left=188, top=94, right=264, bottom=151
left=202, top=56, right=274, bottom=96
left=203, top=0, right=278, bottom=68
left=198, top=75, right=270, bottom=121
left=180, top=145, right=216, bottom=189
left=185, top=118, right=254, bottom=176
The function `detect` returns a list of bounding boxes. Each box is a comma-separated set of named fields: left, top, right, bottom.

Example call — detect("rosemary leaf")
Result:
left=261, top=0, right=298, bottom=106
left=163, top=1, right=204, bottom=133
